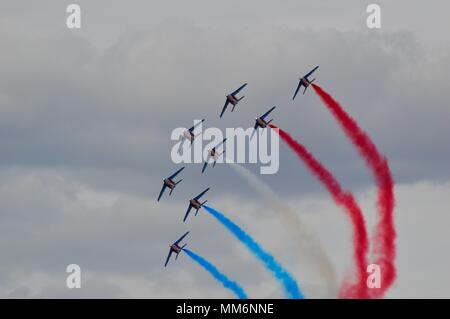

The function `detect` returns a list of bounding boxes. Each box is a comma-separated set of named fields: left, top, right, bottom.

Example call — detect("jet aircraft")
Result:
left=292, top=66, right=319, bottom=100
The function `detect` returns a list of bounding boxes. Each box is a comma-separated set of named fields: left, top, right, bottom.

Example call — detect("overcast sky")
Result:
left=0, top=1, right=449, bottom=298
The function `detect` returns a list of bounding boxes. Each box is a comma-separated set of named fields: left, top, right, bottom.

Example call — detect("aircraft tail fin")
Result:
left=304, top=79, right=315, bottom=95
left=267, top=119, right=273, bottom=126
left=238, top=95, right=245, bottom=102
left=231, top=104, right=236, bottom=112
left=213, top=160, right=216, bottom=168
left=216, top=150, right=225, bottom=163
left=171, top=179, right=182, bottom=193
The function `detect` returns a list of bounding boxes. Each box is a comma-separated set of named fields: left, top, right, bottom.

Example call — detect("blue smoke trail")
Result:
left=183, top=248, right=248, bottom=299
left=203, top=205, right=303, bottom=299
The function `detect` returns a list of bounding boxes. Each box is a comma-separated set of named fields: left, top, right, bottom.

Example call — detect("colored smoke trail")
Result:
left=269, top=124, right=369, bottom=298
left=312, top=84, right=396, bottom=298
left=203, top=205, right=303, bottom=299
left=226, top=158, right=337, bottom=297
left=183, top=248, right=248, bottom=299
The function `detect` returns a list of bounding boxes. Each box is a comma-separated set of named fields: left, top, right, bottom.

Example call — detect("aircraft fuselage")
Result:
left=256, top=118, right=268, bottom=128
left=164, top=179, right=176, bottom=189
left=209, top=148, right=222, bottom=162
left=227, top=94, right=239, bottom=105
left=183, top=131, right=194, bottom=141
left=300, top=77, right=311, bottom=87
left=189, top=199, right=202, bottom=210
left=171, top=244, right=182, bottom=254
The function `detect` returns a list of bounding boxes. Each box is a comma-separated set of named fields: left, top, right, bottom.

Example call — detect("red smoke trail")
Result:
left=270, top=124, right=369, bottom=298
left=311, top=84, right=396, bottom=298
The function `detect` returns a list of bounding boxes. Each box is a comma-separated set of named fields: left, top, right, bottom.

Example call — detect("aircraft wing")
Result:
left=157, top=184, right=167, bottom=202
left=304, top=66, right=319, bottom=79
left=250, top=127, right=257, bottom=140
left=201, top=161, right=208, bottom=173
left=194, top=187, right=210, bottom=200
left=174, top=231, right=190, bottom=245
left=164, top=250, right=173, bottom=267
left=231, top=83, right=247, bottom=96
left=260, top=106, right=276, bottom=120
left=292, top=81, right=302, bottom=100
left=183, top=205, right=193, bottom=222
left=168, top=166, right=185, bottom=180
left=189, top=119, right=205, bottom=132
left=220, top=100, right=229, bottom=118
left=215, top=138, right=227, bottom=148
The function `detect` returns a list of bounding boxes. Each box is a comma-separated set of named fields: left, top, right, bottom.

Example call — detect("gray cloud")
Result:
left=1, top=168, right=449, bottom=298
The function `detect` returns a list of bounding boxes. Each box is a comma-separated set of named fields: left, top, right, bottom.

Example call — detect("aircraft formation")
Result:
left=157, top=66, right=319, bottom=267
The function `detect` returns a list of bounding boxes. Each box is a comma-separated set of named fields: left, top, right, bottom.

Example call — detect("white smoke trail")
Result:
left=226, top=158, right=338, bottom=297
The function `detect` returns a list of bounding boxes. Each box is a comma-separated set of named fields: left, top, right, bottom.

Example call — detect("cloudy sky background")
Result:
left=0, top=1, right=449, bottom=298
